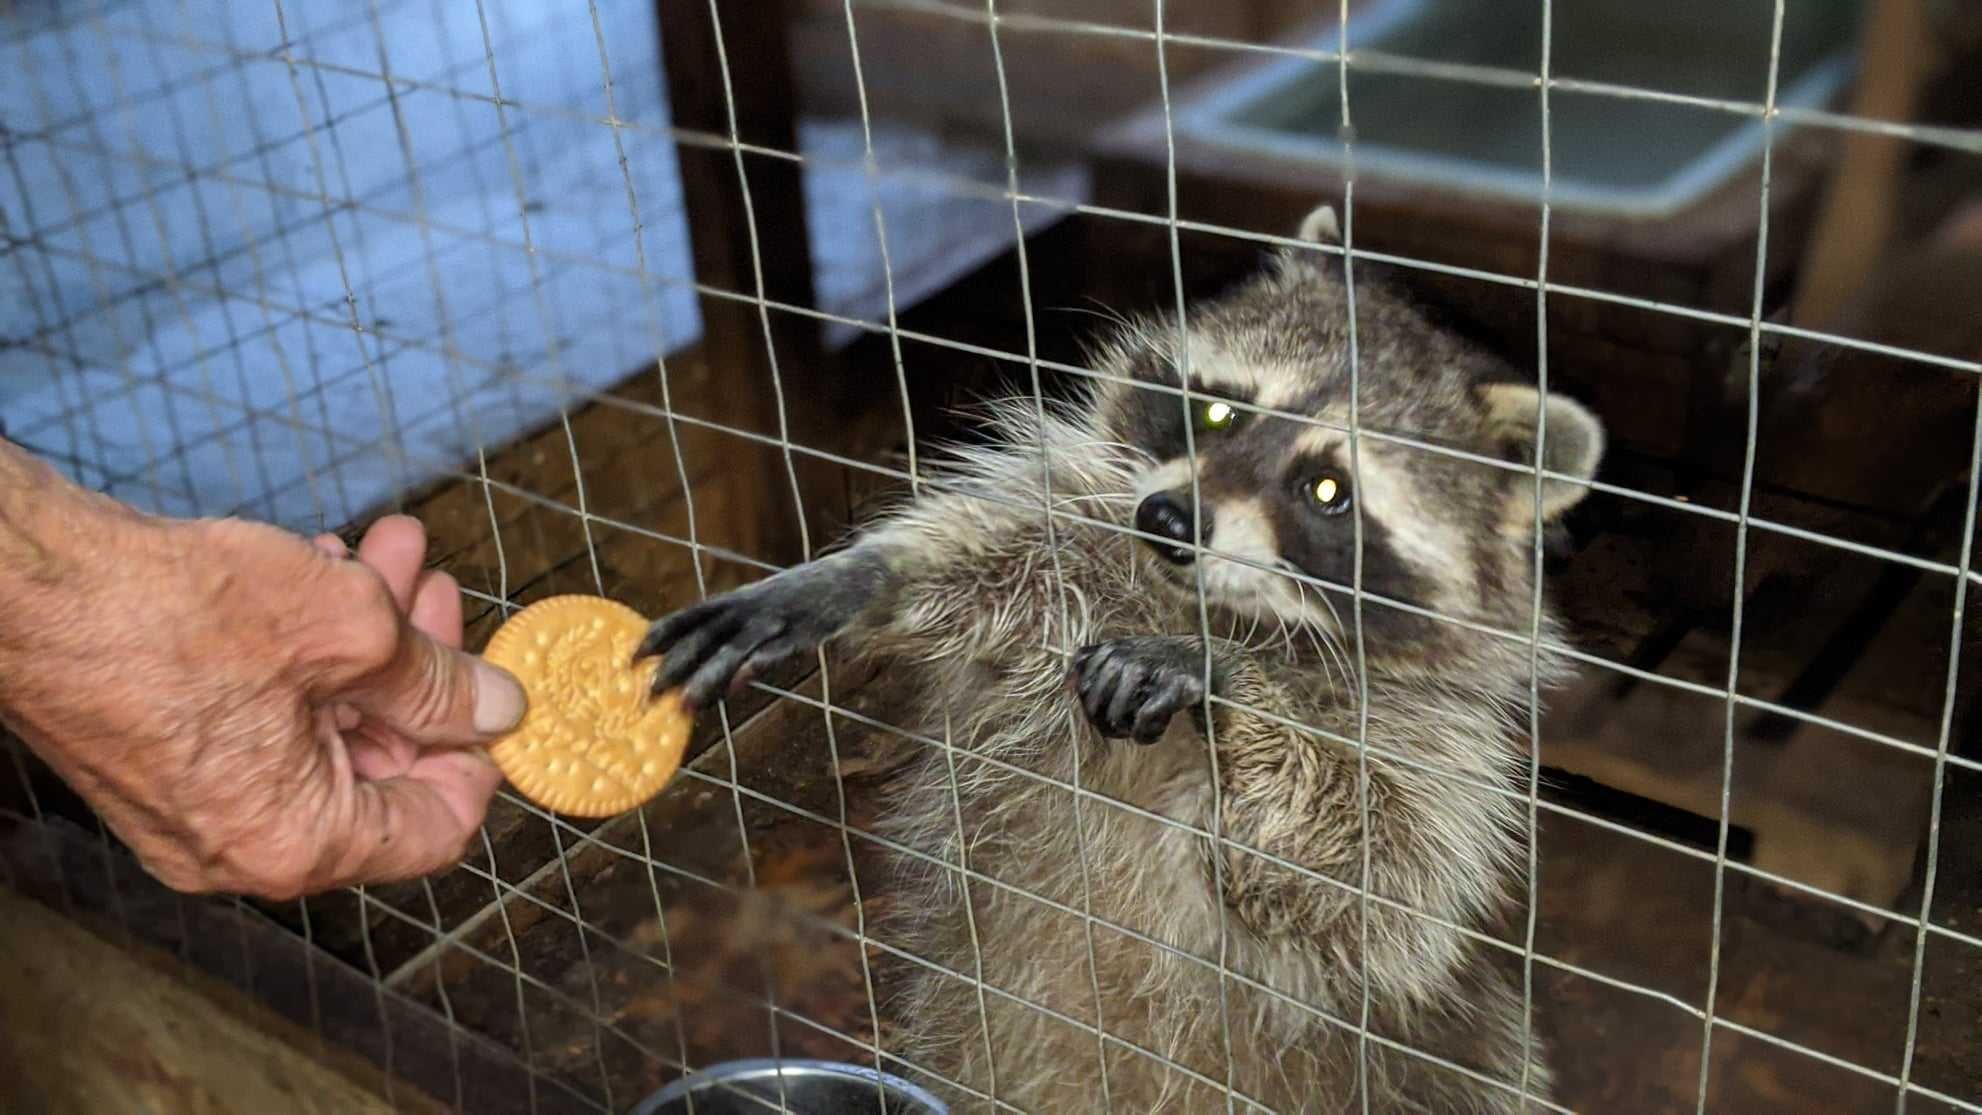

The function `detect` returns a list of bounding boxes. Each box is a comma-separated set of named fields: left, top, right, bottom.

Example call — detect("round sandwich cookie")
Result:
left=480, top=595, right=690, bottom=818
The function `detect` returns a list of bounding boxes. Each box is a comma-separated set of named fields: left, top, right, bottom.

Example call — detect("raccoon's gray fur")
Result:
left=639, top=203, right=1606, bottom=1114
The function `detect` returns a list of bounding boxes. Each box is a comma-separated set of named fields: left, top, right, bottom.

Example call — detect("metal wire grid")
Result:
left=4, top=0, right=1981, bottom=1112
left=5, top=0, right=691, bottom=533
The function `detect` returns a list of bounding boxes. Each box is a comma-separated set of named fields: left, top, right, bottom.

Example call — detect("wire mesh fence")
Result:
left=4, top=0, right=1982, bottom=1112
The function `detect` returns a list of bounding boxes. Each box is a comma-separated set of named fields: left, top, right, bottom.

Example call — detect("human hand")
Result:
left=0, top=511, right=525, bottom=900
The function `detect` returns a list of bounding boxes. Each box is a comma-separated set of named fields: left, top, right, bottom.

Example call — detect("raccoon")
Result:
left=637, top=203, right=1605, bottom=1114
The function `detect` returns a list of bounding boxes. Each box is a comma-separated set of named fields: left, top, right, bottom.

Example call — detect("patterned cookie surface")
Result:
left=481, top=595, right=689, bottom=818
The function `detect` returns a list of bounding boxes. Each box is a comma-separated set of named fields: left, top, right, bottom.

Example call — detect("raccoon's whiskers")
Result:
left=1052, top=298, right=1138, bottom=337
left=1287, top=569, right=1352, bottom=693
left=1289, top=577, right=1334, bottom=689
left=1312, top=575, right=1348, bottom=636
left=1306, top=620, right=1343, bottom=692
left=1238, top=593, right=1266, bottom=649
left=1271, top=591, right=1298, bottom=664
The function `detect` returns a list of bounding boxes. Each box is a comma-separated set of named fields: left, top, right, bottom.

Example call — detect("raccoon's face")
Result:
left=1093, top=207, right=1605, bottom=662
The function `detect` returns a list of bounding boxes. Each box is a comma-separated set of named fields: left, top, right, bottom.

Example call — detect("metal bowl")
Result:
left=627, top=1059, right=948, bottom=1115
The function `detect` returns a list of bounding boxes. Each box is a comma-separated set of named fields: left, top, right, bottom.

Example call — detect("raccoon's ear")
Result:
left=1296, top=204, right=1342, bottom=245
left=1479, top=383, right=1605, bottom=528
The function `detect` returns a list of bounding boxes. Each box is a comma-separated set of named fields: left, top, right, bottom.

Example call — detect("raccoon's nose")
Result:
left=1135, top=492, right=1211, bottom=565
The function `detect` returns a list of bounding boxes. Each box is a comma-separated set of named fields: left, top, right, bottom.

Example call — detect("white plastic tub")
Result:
left=1171, top=0, right=1861, bottom=217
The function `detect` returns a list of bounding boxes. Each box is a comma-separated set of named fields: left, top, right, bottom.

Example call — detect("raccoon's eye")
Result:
left=1308, top=472, right=1352, bottom=515
left=1196, top=400, right=1238, bottom=432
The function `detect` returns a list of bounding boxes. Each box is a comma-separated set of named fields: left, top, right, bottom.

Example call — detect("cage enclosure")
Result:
left=5, top=0, right=1982, bottom=1113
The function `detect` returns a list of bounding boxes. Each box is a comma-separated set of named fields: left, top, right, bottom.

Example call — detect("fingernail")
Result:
left=472, top=660, right=527, bottom=735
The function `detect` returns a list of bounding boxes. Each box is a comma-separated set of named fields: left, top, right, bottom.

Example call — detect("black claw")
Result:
left=1083, top=670, right=1117, bottom=728
left=1131, top=677, right=1193, bottom=743
left=650, top=615, right=733, bottom=696
left=679, top=616, right=785, bottom=708
left=1106, top=665, right=1149, bottom=731
left=635, top=658, right=667, bottom=701
left=633, top=600, right=715, bottom=664
left=632, top=625, right=669, bottom=666
left=1073, top=637, right=1218, bottom=745
left=652, top=657, right=688, bottom=698
left=638, top=558, right=875, bottom=707
left=1076, top=662, right=1104, bottom=702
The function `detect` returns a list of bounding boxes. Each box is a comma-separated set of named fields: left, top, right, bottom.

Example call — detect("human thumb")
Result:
left=348, top=626, right=528, bottom=745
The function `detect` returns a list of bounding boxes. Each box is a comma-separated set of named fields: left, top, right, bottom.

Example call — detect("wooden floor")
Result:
left=0, top=887, right=435, bottom=1115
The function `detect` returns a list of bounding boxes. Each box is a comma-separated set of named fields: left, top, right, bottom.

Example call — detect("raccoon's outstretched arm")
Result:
left=634, top=541, right=906, bottom=708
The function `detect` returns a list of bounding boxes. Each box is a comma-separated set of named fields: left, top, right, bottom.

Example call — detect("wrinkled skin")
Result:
left=0, top=472, right=527, bottom=901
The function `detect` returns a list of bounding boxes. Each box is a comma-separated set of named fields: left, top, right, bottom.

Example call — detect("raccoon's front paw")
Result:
left=1073, top=637, right=1212, bottom=744
left=634, top=552, right=885, bottom=709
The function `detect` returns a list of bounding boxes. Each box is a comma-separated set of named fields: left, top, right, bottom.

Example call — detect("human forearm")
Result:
left=0, top=438, right=154, bottom=687
left=0, top=437, right=81, bottom=591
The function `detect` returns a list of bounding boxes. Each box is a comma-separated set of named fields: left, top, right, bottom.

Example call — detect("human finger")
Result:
left=355, top=514, right=429, bottom=610
left=344, top=624, right=525, bottom=746
left=409, top=568, right=464, bottom=650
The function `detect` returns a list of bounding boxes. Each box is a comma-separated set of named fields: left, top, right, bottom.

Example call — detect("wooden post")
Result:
left=1788, top=0, right=1934, bottom=334
left=659, top=0, right=823, bottom=570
